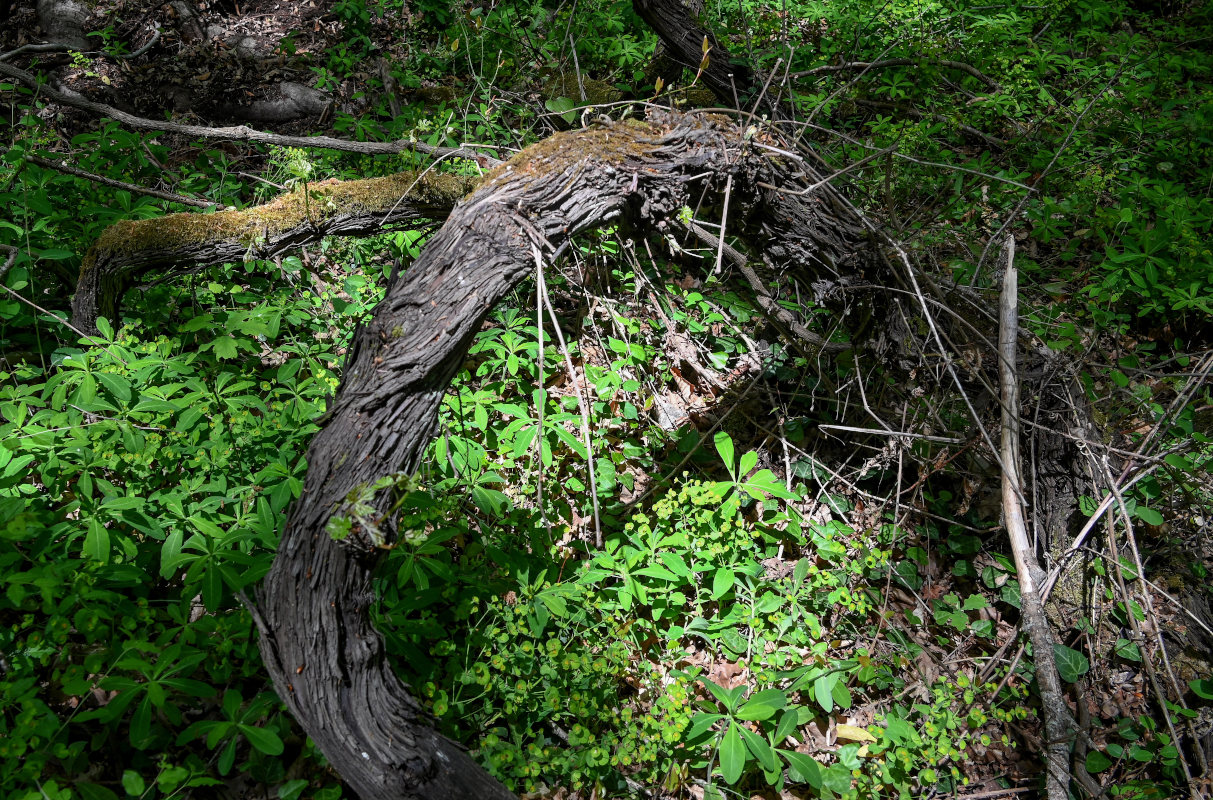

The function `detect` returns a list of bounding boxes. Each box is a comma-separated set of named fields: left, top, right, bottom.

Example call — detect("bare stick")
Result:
left=535, top=252, right=546, bottom=529
left=998, top=236, right=1070, bottom=800
left=791, top=57, right=1000, bottom=90
left=534, top=244, right=601, bottom=547
left=0, top=61, right=501, bottom=166
left=683, top=220, right=847, bottom=356
left=26, top=155, right=215, bottom=208
left=712, top=173, right=732, bottom=275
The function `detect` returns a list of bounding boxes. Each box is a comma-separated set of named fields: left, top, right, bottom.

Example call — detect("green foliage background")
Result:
left=1, top=0, right=1211, bottom=797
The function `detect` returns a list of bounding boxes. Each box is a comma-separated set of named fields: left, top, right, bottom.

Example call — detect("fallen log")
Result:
left=250, top=110, right=864, bottom=799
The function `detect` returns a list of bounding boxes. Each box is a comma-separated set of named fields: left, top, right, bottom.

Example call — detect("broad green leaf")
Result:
left=549, top=424, right=588, bottom=459
left=836, top=742, right=863, bottom=769
left=1085, top=750, right=1113, bottom=773
left=1114, top=638, right=1142, bottom=662
left=883, top=714, right=918, bottom=745
left=741, top=469, right=799, bottom=500
left=1134, top=506, right=1163, bottom=525
left=180, top=313, right=215, bottom=332
left=218, top=737, right=238, bottom=775
left=779, top=750, right=823, bottom=787
left=822, top=763, right=854, bottom=793
left=211, top=335, right=238, bottom=360
left=1163, top=453, right=1191, bottom=471
left=240, top=724, right=284, bottom=755
left=718, top=722, right=746, bottom=785
left=962, top=594, right=989, bottom=611
left=538, top=591, right=568, bottom=618
left=471, top=486, right=511, bottom=516
left=279, top=779, right=310, bottom=800
left=544, top=96, right=577, bottom=124
left=714, top=431, right=735, bottom=475
left=84, top=518, right=110, bottom=562
left=1054, top=644, right=1090, bottom=682
left=189, top=515, right=225, bottom=538
left=737, top=723, right=778, bottom=773
left=130, top=698, right=153, bottom=749
left=685, top=712, right=727, bottom=742
left=739, top=450, right=757, bottom=476
left=737, top=689, right=787, bottom=721
left=712, top=567, right=735, bottom=599
left=719, top=627, right=747, bottom=656
left=202, top=566, right=224, bottom=610
left=773, top=708, right=799, bottom=742
left=121, top=771, right=145, bottom=796
left=813, top=673, right=837, bottom=713
left=160, top=528, right=184, bottom=578
left=94, top=316, right=114, bottom=340
left=634, top=565, right=677, bottom=581
left=701, top=679, right=746, bottom=714
left=661, top=552, right=691, bottom=578
left=1190, top=678, right=1213, bottom=699
left=96, top=372, right=132, bottom=403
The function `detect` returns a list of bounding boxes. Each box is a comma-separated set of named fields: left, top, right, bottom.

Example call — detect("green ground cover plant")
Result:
left=1, top=0, right=1211, bottom=797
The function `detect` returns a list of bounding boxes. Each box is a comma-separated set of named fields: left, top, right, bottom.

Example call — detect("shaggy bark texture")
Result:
left=633, top=0, right=758, bottom=107
left=253, top=110, right=863, bottom=799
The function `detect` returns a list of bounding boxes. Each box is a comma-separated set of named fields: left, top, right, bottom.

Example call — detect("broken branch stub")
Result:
left=254, top=111, right=864, bottom=798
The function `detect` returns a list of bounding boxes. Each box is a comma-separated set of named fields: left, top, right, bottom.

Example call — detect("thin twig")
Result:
left=752, top=124, right=1034, bottom=190
left=791, top=57, right=1000, bottom=90
left=0, top=245, right=130, bottom=364
left=535, top=255, right=547, bottom=531
left=26, top=155, right=216, bottom=208
left=0, top=24, right=160, bottom=62
left=817, top=424, right=964, bottom=443
left=756, top=143, right=897, bottom=196
left=682, top=220, right=847, bottom=358
left=533, top=244, right=601, bottom=547
left=712, top=173, right=732, bottom=275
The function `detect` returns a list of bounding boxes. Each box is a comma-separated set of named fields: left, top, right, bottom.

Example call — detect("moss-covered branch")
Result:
left=71, top=170, right=480, bottom=333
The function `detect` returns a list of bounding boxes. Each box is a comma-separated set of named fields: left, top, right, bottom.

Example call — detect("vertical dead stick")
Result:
left=998, top=236, right=1072, bottom=800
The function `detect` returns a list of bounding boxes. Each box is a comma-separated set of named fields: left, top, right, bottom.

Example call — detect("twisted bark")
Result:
left=253, top=110, right=863, bottom=799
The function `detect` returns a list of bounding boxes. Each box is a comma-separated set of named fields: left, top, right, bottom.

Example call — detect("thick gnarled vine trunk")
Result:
left=252, top=111, right=863, bottom=799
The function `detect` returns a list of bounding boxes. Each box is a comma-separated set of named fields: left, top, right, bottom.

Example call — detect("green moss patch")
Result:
left=82, top=171, right=479, bottom=276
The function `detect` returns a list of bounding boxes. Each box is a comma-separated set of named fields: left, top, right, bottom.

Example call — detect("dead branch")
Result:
left=71, top=170, right=479, bottom=333
left=26, top=155, right=216, bottom=208
left=998, top=236, right=1072, bottom=800
left=632, top=0, right=761, bottom=111
left=791, top=57, right=1001, bottom=91
left=0, top=61, right=502, bottom=166
left=683, top=220, right=848, bottom=355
